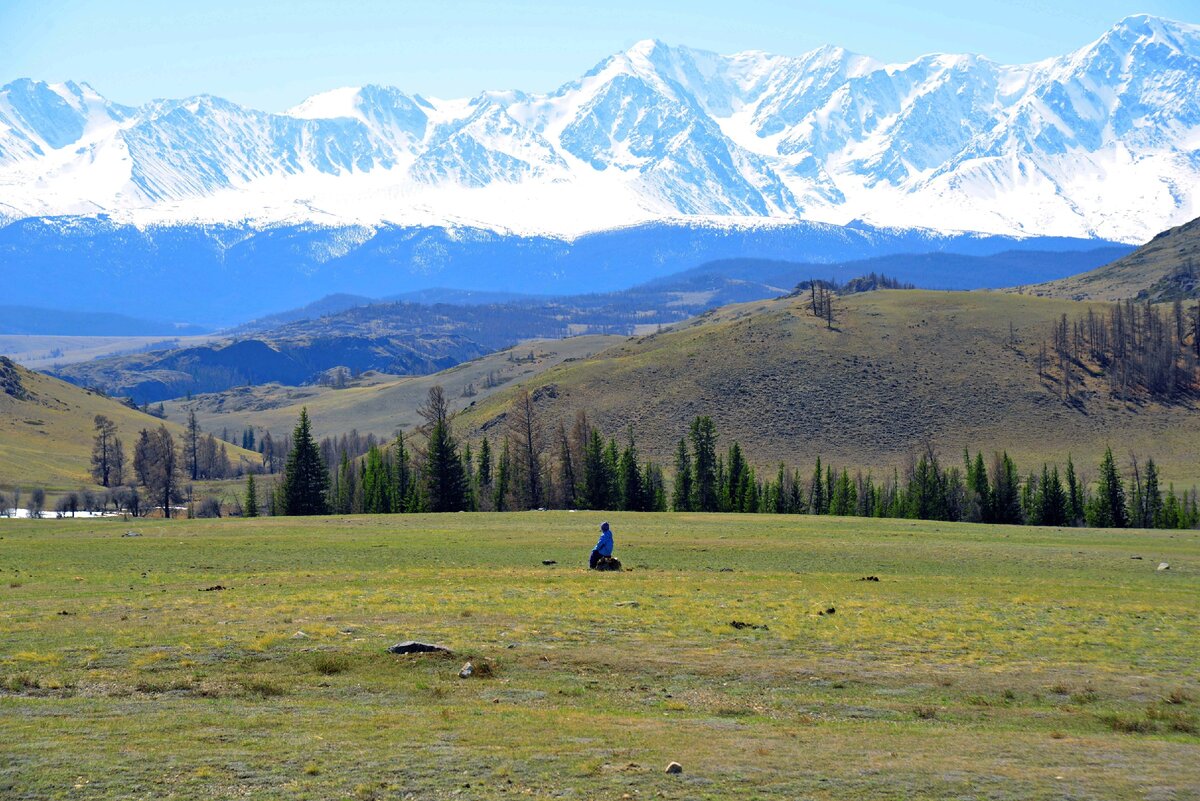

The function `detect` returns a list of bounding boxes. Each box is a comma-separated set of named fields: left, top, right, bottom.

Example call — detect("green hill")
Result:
left=162, top=335, right=624, bottom=444
left=456, top=290, right=1200, bottom=486
left=0, top=357, right=259, bottom=492
left=1014, top=216, right=1200, bottom=301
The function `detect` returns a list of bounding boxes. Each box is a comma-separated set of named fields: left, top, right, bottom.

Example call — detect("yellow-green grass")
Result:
left=0, top=362, right=259, bottom=493
left=161, top=334, right=624, bottom=443
left=456, top=289, right=1200, bottom=487
left=1, top=512, right=1197, bottom=800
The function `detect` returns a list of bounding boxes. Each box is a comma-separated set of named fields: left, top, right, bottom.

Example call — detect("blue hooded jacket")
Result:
left=594, top=523, right=613, bottom=556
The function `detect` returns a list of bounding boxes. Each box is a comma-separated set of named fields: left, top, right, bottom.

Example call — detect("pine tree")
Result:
left=1087, top=447, right=1128, bottom=528
left=723, top=442, right=747, bottom=513
left=603, top=438, right=621, bottom=507
left=671, top=438, right=693, bottom=512
left=580, top=427, right=609, bottom=509
left=1065, top=456, right=1083, bottom=525
left=618, top=428, right=644, bottom=511
left=1143, top=458, right=1163, bottom=528
left=422, top=414, right=468, bottom=513
left=478, top=437, right=492, bottom=488
left=809, top=456, right=825, bottom=515
left=244, top=473, right=259, bottom=517
left=1037, top=464, right=1067, bottom=527
left=557, top=423, right=576, bottom=509
left=392, top=436, right=411, bottom=513
left=362, top=445, right=390, bottom=514
left=990, top=452, right=1023, bottom=525
left=831, top=468, right=856, bottom=516
left=281, top=408, right=329, bottom=516
left=493, top=438, right=511, bottom=511
left=689, top=416, right=719, bottom=512
left=966, top=450, right=990, bottom=522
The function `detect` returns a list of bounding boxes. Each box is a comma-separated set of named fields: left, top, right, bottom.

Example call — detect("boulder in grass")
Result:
left=1157, top=562, right=1170, bottom=571
left=665, top=762, right=683, bottom=774
left=387, top=641, right=451, bottom=655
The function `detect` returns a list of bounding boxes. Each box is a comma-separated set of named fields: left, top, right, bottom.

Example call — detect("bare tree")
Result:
left=506, top=389, right=544, bottom=510
left=90, top=415, right=119, bottom=487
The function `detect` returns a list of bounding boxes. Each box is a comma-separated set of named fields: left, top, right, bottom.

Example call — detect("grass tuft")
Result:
left=310, top=652, right=353, bottom=676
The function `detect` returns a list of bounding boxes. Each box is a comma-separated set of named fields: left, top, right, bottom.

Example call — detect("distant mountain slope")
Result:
left=1014, top=217, right=1200, bottom=301
left=0, top=218, right=1114, bottom=325
left=51, top=329, right=488, bottom=405
left=0, top=305, right=209, bottom=336
left=455, top=290, right=1200, bottom=486
left=161, top=335, right=623, bottom=443
left=0, top=356, right=257, bottom=489
left=1, top=15, right=1198, bottom=240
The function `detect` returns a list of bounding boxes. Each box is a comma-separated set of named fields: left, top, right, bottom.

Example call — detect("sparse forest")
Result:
left=1037, top=299, right=1200, bottom=402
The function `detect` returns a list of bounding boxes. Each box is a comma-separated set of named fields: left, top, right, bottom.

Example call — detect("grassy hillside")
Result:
left=1014, top=216, right=1200, bottom=301
left=457, top=290, right=1200, bottom=486
left=0, top=357, right=258, bottom=492
left=0, top=512, right=1196, bottom=799
left=162, top=335, right=624, bottom=443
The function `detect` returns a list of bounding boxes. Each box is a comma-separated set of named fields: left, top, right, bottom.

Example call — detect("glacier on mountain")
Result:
left=1, top=14, right=1198, bottom=241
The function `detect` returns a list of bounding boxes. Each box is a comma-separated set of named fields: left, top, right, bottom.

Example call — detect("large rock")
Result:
left=387, top=641, right=450, bottom=655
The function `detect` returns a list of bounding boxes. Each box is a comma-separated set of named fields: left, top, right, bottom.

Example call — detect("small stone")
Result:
left=1157, top=562, right=1170, bottom=571
left=665, top=762, right=683, bottom=774
left=122, top=531, right=141, bottom=537
left=459, top=661, right=474, bottom=678
left=542, top=560, right=557, bottom=565
left=387, top=641, right=451, bottom=655
left=614, top=600, right=639, bottom=607
left=292, top=630, right=309, bottom=639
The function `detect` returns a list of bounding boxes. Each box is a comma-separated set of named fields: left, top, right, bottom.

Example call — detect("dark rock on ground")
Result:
left=730, top=620, right=768, bottom=631
left=388, top=641, right=451, bottom=655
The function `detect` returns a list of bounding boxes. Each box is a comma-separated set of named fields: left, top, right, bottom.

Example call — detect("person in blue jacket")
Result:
left=589, top=521, right=614, bottom=569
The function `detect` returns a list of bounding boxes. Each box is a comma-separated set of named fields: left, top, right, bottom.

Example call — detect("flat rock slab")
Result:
left=388, top=641, right=451, bottom=655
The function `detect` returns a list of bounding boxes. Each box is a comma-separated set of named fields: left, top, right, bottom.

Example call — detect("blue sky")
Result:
left=1, top=1, right=1195, bottom=110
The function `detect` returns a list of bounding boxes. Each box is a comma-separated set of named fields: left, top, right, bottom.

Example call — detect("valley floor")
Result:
left=1, top=512, right=1197, bottom=800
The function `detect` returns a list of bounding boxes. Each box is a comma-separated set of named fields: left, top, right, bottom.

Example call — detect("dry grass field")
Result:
left=1, top=512, right=1197, bottom=799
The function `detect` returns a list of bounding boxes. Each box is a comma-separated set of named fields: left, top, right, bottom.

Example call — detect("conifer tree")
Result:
left=477, top=437, right=492, bottom=495
left=1143, top=458, right=1163, bottom=528
left=831, top=468, right=856, bottom=516
left=809, top=456, right=825, bottom=515
left=362, top=445, right=390, bottom=514
left=1087, top=447, right=1128, bottom=528
left=392, top=436, right=411, bottom=512
left=688, top=416, right=719, bottom=512
left=990, top=452, right=1023, bottom=525
left=672, top=438, right=693, bottom=512
left=420, top=387, right=468, bottom=513
left=557, top=423, right=576, bottom=509
left=281, top=408, right=329, bottom=516
left=1065, top=456, right=1083, bottom=525
left=618, top=429, right=644, bottom=511
left=580, top=428, right=609, bottom=509
left=244, top=473, right=259, bottom=517
left=493, top=438, right=511, bottom=511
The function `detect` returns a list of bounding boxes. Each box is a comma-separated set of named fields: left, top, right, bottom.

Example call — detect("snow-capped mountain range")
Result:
left=2, top=14, right=1198, bottom=242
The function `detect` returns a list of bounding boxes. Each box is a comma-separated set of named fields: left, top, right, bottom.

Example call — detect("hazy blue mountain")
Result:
left=0, top=217, right=1121, bottom=326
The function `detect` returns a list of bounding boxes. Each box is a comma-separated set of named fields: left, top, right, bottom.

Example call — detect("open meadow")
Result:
left=1, top=512, right=1197, bottom=800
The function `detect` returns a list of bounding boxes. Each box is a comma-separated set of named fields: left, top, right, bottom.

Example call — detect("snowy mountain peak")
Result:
left=1, top=16, right=1199, bottom=240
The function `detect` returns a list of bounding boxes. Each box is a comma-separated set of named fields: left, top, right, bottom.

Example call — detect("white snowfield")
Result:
left=0, top=14, right=1198, bottom=242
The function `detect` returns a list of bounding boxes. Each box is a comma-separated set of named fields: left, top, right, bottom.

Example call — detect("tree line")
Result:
left=264, top=398, right=1198, bottom=530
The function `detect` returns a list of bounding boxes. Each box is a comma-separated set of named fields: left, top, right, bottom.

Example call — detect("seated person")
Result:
left=589, top=521, right=614, bottom=569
